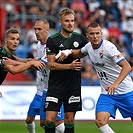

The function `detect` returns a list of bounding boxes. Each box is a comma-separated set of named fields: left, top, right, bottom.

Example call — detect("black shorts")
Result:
left=45, top=85, right=82, bottom=113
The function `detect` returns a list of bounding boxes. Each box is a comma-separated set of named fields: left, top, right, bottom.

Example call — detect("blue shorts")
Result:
left=27, top=90, right=64, bottom=120
left=40, top=91, right=64, bottom=120
left=27, top=93, right=42, bottom=116
left=96, top=91, right=133, bottom=119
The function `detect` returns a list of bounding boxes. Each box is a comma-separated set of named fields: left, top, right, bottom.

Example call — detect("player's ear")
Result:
left=101, top=30, right=103, bottom=35
left=86, top=33, right=88, bottom=38
left=59, top=20, right=62, bottom=26
left=4, top=38, right=7, bottom=43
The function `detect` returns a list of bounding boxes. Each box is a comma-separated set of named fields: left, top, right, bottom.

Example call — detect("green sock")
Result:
left=64, top=123, right=74, bottom=133
left=45, top=122, right=55, bottom=133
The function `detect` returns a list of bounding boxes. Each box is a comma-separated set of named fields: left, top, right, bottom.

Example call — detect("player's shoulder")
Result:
left=72, top=32, right=81, bottom=35
left=49, top=32, right=60, bottom=39
left=72, top=32, right=85, bottom=37
left=103, top=40, right=116, bottom=48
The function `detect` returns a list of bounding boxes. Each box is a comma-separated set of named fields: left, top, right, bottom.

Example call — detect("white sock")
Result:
left=55, top=123, right=65, bottom=133
left=99, top=124, right=115, bottom=133
left=25, top=121, right=36, bottom=133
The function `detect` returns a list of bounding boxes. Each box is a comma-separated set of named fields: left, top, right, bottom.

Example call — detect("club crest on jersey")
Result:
left=99, top=51, right=103, bottom=58
left=73, top=41, right=79, bottom=48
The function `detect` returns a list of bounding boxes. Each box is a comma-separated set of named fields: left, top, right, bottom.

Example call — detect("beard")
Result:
left=62, top=27, right=73, bottom=33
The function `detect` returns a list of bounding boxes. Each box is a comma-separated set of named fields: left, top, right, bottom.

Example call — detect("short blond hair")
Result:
left=58, top=7, right=75, bottom=20
left=5, top=28, right=20, bottom=38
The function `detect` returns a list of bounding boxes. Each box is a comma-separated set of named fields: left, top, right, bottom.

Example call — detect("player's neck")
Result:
left=60, top=31, right=72, bottom=38
left=41, top=37, right=48, bottom=45
left=4, top=45, right=12, bottom=54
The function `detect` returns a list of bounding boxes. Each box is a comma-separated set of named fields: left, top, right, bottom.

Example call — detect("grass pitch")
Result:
left=0, top=120, right=132, bottom=133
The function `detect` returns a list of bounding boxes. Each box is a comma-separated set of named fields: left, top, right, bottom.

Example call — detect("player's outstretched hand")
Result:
left=70, top=59, right=81, bottom=71
left=12, top=55, right=20, bottom=61
left=31, top=61, right=45, bottom=70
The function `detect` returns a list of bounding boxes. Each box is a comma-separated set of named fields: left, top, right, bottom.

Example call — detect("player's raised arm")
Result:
left=4, top=60, right=45, bottom=74
left=56, top=49, right=85, bottom=62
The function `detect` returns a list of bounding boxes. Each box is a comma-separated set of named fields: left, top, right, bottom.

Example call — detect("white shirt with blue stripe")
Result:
left=81, top=39, right=133, bottom=94
left=36, top=41, right=49, bottom=96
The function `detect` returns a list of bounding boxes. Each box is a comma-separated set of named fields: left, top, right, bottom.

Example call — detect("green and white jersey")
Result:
left=36, top=41, right=49, bottom=96
left=81, top=40, right=133, bottom=94
left=0, top=47, right=15, bottom=85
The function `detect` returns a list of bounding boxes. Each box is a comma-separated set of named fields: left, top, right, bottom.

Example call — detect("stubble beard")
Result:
left=63, top=27, right=73, bottom=34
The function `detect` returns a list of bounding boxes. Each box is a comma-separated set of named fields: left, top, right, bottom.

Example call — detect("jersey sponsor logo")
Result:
left=93, top=62, right=105, bottom=67
left=59, top=44, right=64, bottom=47
left=46, top=96, right=58, bottom=103
left=73, top=41, right=79, bottom=48
left=68, top=96, right=80, bottom=104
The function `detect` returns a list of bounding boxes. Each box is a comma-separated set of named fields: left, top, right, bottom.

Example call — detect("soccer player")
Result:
left=57, top=22, right=133, bottom=133
left=0, top=28, right=45, bottom=85
left=45, top=7, right=88, bottom=133
left=25, top=19, right=64, bottom=133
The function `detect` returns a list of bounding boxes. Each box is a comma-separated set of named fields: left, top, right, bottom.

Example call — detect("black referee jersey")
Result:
left=46, top=32, right=88, bottom=89
left=0, top=47, right=15, bottom=85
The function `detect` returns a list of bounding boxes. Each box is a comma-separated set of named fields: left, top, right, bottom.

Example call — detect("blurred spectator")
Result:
left=99, top=22, right=109, bottom=40
left=26, top=24, right=37, bottom=45
left=86, top=0, right=100, bottom=13
left=121, top=16, right=133, bottom=56
left=4, top=0, right=20, bottom=29
left=117, top=0, right=133, bottom=21
left=70, top=0, right=87, bottom=15
left=108, top=21, right=122, bottom=42
left=95, top=9, right=106, bottom=24
left=99, top=0, right=119, bottom=27
left=1, top=0, right=133, bottom=85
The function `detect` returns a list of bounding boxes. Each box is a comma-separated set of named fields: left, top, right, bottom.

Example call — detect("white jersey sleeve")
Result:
left=81, top=40, right=133, bottom=94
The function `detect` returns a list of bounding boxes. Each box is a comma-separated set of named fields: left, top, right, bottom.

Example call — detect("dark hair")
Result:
left=87, top=22, right=100, bottom=30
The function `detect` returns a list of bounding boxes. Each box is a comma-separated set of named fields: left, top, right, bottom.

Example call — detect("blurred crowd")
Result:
left=0, top=0, right=133, bottom=85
